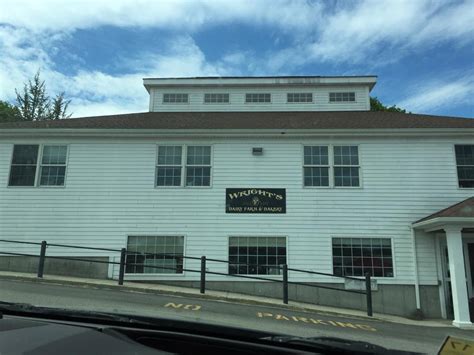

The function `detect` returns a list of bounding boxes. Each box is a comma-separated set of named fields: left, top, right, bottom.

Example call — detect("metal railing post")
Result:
left=200, top=256, right=206, bottom=294
left=37, top=240, right=47, bottom=278
left=118, top=248, right=126, bottom=286
left=282, top=264, right=288, bottom=304
left=365, top=272, right=373, bottom=317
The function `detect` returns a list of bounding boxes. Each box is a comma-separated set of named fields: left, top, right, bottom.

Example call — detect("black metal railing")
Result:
left=0, top=239, right=373, bottom=316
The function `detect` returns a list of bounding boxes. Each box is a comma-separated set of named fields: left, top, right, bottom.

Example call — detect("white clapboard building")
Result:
left=0, top=76, right=473, bottom=328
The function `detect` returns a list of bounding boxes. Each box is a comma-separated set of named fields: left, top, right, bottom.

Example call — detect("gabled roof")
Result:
left=415, top=197, right=474, bottom=224
left=0, top=111, right=473, bottom=130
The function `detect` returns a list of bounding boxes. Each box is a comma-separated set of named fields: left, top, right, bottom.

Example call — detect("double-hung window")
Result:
left=9, top=144, right=68, bottom=187
left=333, top=146, right=360, bottom=187
left=126, top=236, right=184, bottom=274
left=303, top=146, right=329, bottom=187
left=156, top=145, right=211, bottom=187
left=455, top=145, right=474, bottom=188
left=303, top=145, right=360, bottom=187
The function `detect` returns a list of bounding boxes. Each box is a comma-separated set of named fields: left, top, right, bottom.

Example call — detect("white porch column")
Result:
left=445, top=226, right=471, bottom=328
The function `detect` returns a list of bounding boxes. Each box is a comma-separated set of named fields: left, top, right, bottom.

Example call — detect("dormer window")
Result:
left=163, top=93, right=189, bottom=104
left=204, top=93, right=229, bottom=103
left=287, top=93, right=313, bottom=103
left=329, top=92, right=355, bottom=102
left=245, top=93, right=271, bottom=103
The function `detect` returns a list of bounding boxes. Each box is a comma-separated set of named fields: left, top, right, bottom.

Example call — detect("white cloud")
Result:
left=398, top=75, right=474, bottom=114
left=0, top=0, right=321, bottom=32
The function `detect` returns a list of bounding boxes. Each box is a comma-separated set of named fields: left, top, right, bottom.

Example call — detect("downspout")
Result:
left=411, top=226, right=421, bottom=311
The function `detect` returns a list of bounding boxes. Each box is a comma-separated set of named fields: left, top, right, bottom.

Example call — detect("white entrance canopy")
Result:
left=413, top=197, right=474, bottom=329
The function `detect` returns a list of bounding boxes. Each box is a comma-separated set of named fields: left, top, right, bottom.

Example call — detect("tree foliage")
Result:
left=14, top=71, right=71, bottom=121
left=0, top=100, right=21, bottom=122
left=370, top=97, right=408, bottom=113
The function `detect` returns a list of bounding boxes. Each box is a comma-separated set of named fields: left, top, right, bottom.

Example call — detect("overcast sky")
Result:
left=0, top=0, right=473, bottom=118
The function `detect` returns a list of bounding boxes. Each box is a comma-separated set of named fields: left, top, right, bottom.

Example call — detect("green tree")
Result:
left=15, top=71, right=71, bottom=121
left=370, top=97, right=407, bottom=113
left=0, top=100, right=22, bottom=122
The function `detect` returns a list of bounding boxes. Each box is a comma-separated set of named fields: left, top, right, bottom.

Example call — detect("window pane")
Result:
left=245, top=93, right=271, bottom=103
left=204, top=93, right=229, bottom=103
left=304, top=167, right=329, bottom=187
left=158, top=146, right=182, bottom=165
left=186, top=167, right=211, bottom=186
left=163, top=93, right=188, bottom=103
left=455, top=145, right=474, bottom=166
left=8, top=165, right=37, bottom=186
left=329, top=92, right=355, bottom=102
left=332, top=238, right=393, bottom=277
left=42, top=145, right=67, bottom=165
left=334, top=167, right=360, bottom=187
left=156, top=167, right=181, bottom=186
left=229, top=237, right=286, bottom=275
left=12, top=145, right=39, bottom=164
left=304, top=146, right=328, bottom=165
left=287, top=93, right=312, bottom=103
left=127, top=236, right=184, bottom=274
left=40, top=166, right=66, bottom=186
left=187, top=146, right=211, bottom=165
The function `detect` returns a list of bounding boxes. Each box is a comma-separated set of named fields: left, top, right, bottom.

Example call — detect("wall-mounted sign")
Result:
left=225, top=188, right=286, bottom=213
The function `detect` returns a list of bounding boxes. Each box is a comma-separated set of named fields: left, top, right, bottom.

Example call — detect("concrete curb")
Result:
left=0, top=273, right=451, bottom=327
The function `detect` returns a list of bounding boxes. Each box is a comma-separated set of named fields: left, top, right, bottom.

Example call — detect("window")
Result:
left=245, top=93, right=271, bottom=103
left=156, top=145, right=211, bottom=187
left=329, top=92, right=355, bottom=102
left=39, top=145, right=68, bottom=186
left=303, top=145, right=360, bottom=187
left=332, top=238, right=393, bottom=277
left=334, top=146, right=360, bottom=187
left=126, top=236, right=184, bottom=274
left=303, top=146, right=329, bottom=187
left=163, top=93, right=188, bottom=103
left=186, top=146, right=211, bottom=187
left=228, top=237, right=286, bottom=275
left=287, top=93, right=312, bottom=103
left=9, top=145, right=39, bottom=186
left=455, top=145, right=474, bottom=188
left=204, top=93, right=229, bottom=103
left=156, top=146, right=182, bottom=186
left=9, top=144, right=68, bottom=187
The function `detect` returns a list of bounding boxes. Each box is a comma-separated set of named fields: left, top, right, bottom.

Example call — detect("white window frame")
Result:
left=330, top=236, right=395, bottom=279
left=203, top=93, right=230, bottom=104
left=287, top=92, right=313, bottom=103
left=155, top=144, right=213, bottom=188
left=302, top=145, right=330, bottom=188
left=333, top=145, right=361, bottom=188
left=329, top=92, right=356, bottom=103
left=454, top=144, right=474, bottom=189
left=302, top=144, right=362, bottom=189
left=155, top=145, right=184, bottom=188
left=124, top=235, right=186, bottom=276
left=8, top=143, right=69, bottom=188
left=162, top=93, right=189, bottom=104
left=227, top=235, right=288, bottom=277
left=245, top=93, right=271, bottom=104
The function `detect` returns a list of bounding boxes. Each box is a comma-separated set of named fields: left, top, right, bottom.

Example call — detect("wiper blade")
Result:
left=263, top=335, right=420, bottom=354
left=0, top=301, right=150, bottom=325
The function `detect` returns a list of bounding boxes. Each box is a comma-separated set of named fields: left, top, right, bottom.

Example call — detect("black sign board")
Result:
left=226, top=188, right=286, bottom=213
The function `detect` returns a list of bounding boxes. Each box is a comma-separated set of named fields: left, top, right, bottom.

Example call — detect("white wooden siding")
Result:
left=150, top=85, right=369, bottom=112
left=0, top=136, right=472, bottom=284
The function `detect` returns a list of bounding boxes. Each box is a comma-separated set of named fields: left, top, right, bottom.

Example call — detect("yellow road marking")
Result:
left=165, top=302, right=201, bottom=311
left=257, top=312, right=376, bottom=331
